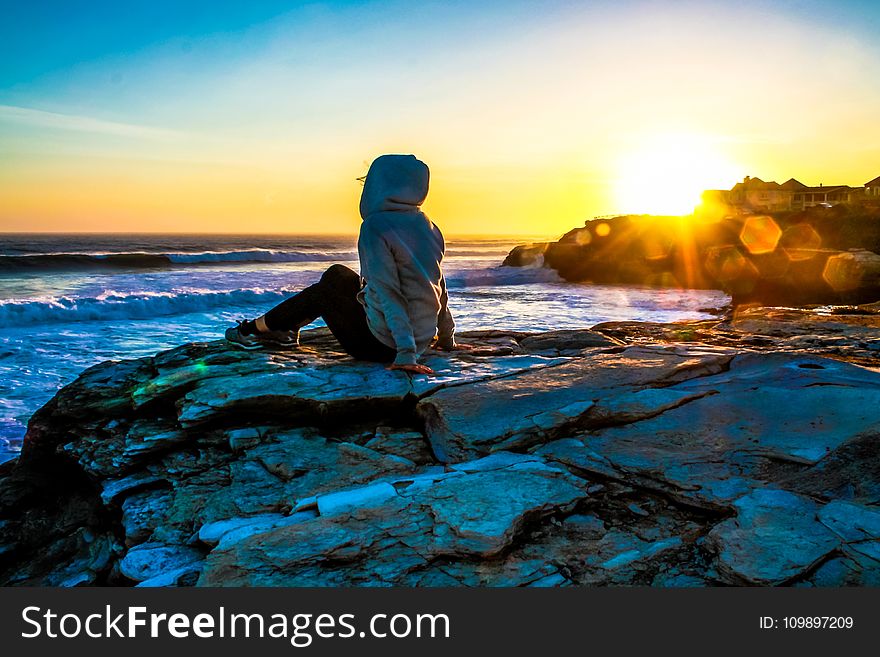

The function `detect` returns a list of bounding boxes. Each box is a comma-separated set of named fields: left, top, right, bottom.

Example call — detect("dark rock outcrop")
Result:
left=1, top=313, right=879, bottom=587
left=504, top=211, right=880, bottom=306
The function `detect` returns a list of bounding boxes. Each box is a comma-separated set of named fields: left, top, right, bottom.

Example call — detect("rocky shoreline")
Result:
left=2, top=304, right=880, bottom=587
left=503, top=212, right=880, bottom=306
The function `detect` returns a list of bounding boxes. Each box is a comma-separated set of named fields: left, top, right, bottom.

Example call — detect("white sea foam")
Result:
left=0, top=266, right=560, bottom=327
left=0, top=288, right=292, bottom=327
left=164, top=249, right=358, bottom=264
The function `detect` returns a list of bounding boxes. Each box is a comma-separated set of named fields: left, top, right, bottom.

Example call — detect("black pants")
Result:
left=264, top=264, right=396, bottom=363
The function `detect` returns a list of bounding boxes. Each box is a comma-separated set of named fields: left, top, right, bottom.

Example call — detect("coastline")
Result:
left=503, top=209, right=880, bottom=306
left=0, top=232, right=727, bottom=454
left=2, top=303, right=879, bottom=587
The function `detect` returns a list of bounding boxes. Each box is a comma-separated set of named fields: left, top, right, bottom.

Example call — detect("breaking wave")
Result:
left=0, top=249, right=358, bottom=272
left=0, top=289, right=292, bottom=327
left=0, top=266, right=557, bottom=327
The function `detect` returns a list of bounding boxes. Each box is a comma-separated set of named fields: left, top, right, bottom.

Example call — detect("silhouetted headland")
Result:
left=505, top=205, right=880, bottom=306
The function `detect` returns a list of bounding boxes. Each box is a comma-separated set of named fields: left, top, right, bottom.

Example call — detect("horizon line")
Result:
left=0, top=230, right=559, bottom=239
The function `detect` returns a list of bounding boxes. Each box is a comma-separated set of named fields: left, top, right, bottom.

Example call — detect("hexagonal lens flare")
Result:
left=780, top=223, right=822, bottom=255
left=739, top=215, right=782, bottom=255
left=823, top=253, right=863, bottom=291
left=705, top=245, right=759, bottom=283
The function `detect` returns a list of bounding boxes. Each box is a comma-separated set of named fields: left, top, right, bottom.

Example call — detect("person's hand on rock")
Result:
left=388, top=363, right=437, bottom=376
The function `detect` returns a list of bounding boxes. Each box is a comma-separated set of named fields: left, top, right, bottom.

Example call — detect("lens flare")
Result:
left=739, top=215, right=782, bottom=255
left=780, top=224, right=822, bottom=261
left=823, top=254, right=864, bottom=291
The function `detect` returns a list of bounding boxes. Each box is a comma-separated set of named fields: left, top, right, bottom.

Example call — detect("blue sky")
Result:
left=5, top=0, right=880, bottom=115
left=2, top=0, right=880, bottom=233
left=1, top=1, right=295, bottom=83
left=4, top=0, right=879, bottom=79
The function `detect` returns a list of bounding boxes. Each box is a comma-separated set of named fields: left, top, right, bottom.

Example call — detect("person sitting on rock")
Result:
left=225, top=153, right=458, bottom=375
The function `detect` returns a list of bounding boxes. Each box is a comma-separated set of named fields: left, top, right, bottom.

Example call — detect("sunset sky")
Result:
left=2, top=0, right=880, bottom=236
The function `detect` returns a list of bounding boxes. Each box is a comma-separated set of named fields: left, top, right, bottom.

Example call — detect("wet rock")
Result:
left=817, top=500, right=880, bottom=543
left=114, top=427, right=422, bottom=549
left=418, top=345, right=731, bottom=462
left=519, top=329, right=619, bottom=354
left=563, top=513, right=606, bottom=534
left=39, top=531, right=116, bottom=587
left=527, top=572, right=570, bottom=587
left=414, top=353, right=569, bottom=397
left=779, top=432, right=880, bottom=505
left=0, top=523, right=116, bottom=588
left=197, top=513, right=287, bottom=546
left=418, top=455, right=586, bottom=555
left=670, top=352, right=880, bottom=462
left=337, top=442, right=416, bottom=471
left=136, top=562, right=203, bottom=588
left=198, top=511, right=318, bottom=549
left=4, top=322, right=880, bottom=587
left=101, top=472, right=166, bottom=506
left=587, top=533, right=683, bottom=571
left=502, top=242, right=549, bottom=267
left=538, top=351, right=880, bottom=508
left=121, top=488, right=175, bottom=546
left=119, top=542, right=204, bottom=583
left=317, top=482, right=399, bottom=516
left=707, top=490, right=839, bottom=585
left=365, top=427, right=435, bottom=464
left=597, top=305, right=880, bottom=368
left=227, top=427, right=264, bottom=452
left=198, top=453, right=587, bottom=586
left=797, top=553, right=880, bottom=587
left=177, top=364, right=414, bottom=427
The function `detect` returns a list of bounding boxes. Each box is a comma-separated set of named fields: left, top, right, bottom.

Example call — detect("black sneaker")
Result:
left=225, top=322, right=299, bottom=350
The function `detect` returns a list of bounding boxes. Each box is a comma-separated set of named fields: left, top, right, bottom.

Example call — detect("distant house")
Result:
left=728, top=176, right=791, bottom=211
left=779, top=178, right=806, bottom=209
left=791, top=183, right=860, bottom=210
left=717, top=175, right=873, bottom=212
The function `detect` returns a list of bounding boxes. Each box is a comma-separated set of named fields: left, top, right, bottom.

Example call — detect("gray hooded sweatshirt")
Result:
left=357, top=154, right=455, bottom=366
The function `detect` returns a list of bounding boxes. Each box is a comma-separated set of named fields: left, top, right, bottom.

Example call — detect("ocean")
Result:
left=0, top=233, right=730, bottom=463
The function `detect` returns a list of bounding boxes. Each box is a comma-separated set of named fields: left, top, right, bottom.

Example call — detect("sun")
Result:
left=613, top=133, right=740, bottom=215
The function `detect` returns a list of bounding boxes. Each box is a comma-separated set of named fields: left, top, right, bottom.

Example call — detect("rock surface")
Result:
left=1, top=312, right=879, bottom=587
left=504, top=211, right=880, bottom=305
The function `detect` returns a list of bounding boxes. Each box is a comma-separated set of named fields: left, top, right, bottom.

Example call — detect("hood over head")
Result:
left=359, top=154, right=430, bottom=220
